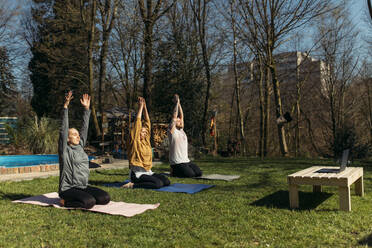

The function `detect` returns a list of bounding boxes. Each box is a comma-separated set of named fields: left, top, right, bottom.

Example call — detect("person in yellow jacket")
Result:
left=122, top=97, right=170, bottom=189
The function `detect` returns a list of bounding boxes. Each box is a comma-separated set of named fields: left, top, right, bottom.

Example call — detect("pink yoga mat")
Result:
left=12, top=192, right=160, bottom=217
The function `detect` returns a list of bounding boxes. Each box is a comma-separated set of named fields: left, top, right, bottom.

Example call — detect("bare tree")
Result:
left=314, top=3, right=359, bottom=155
left=190, top=0, right=213, bottom=146
left=217, top=0, right=269, bottom=157
left=2, top=1, right=29, bottom=97
left=109, top=1, right=142, bottom=113
left=228, top=0, right=246, bottom=155
left=80, top=0, right=101, bottom=136
left=237, top=0, right=329, bottom=156
left=359, top=64, right=372, bottom=144
left=108, top=1, right=146, bottom=152
left=0, top=0, right=17, bottom=44
left=255, top=56, right=270, bottom=158
left=97, top=0, right=118, bottom=150
left=138, top=0, right=175, bottom=114
left=151, top=0, right=207, bottom=141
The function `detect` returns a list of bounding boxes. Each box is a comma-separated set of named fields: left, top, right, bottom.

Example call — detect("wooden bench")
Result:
left=287, top=166, right=364, bottom=211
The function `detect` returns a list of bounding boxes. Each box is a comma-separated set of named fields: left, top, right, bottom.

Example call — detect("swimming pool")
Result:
left=0, top=154, right=95, bottom=168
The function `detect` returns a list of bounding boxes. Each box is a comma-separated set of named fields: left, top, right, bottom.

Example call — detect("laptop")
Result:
left=316, top=149, right=350, bottom=173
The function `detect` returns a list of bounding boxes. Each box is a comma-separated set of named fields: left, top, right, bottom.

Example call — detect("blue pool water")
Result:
left=0, top=154, right=95, bottom=168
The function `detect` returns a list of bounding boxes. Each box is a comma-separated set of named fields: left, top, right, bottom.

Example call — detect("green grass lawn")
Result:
left=1, top=157, right=372, bottom=247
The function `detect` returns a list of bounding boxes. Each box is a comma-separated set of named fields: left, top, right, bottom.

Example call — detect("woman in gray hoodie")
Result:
left=58, top=91, right=110, bottom=209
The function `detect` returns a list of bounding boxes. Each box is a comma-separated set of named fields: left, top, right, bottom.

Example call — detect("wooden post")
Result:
left=339, top=186, right=351, bottom=211
left=289, top=184, right=299, bottom=209
left=355, top=176, right=364, bottom=197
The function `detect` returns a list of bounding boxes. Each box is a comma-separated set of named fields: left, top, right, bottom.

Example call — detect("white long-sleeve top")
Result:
left=168, top=128, right=190, bottom=165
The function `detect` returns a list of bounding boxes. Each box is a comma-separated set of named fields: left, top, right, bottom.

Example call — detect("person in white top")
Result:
left=168, top=94, right=202, bottom=177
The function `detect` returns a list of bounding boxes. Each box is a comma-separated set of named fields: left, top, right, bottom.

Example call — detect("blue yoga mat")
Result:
left=153, top=183, right=214, bottom=193
left=104, top=180, right=214, bottom=194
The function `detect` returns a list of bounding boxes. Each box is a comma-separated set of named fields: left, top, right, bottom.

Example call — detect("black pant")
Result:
left=60, top=186, right=110, bottom=209
left=171, top=162, right=202, bottom=178
left=130, top=171, right=170, bottom=189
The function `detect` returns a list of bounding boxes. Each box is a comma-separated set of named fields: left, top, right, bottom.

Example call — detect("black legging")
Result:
left=130, top=171, right=170, bottom=189
left=60, top=186, right=110, bottom=209
left=171, top=162, right=202, bottom=178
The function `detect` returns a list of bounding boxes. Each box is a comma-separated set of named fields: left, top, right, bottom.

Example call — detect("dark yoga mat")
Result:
left=104, top=180, right=214, bottom=194
left=160, top=172, right=240, bottom=181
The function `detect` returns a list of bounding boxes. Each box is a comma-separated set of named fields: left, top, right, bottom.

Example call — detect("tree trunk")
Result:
left=98, top=0, right=117, bottom=152
left=367, top=82, right=372, bottom=144
left=192, top=0, right=212, bottom=147
left=269, top=58, right=288, bottom=157
left=257, top=57, right=265, bottom=159
left=82, top=0, right=101, bottom=136
left=263, top=67, right=270, bottom=157
left=199, top=30, right=212, bottom=147
left=212, top=113, right=217, bottom=156
left=138, top=0, right=175, bottom=116
left=295, top=75, right=301, bottom=157
left=98, top=32, right=110, bottom=151
left=232, top=42, right=245, bottom=155
left=89, top=1, right=101, bottom=137
left=228, top=86, right=236, bottom=140
left=330, top=92, right=336, bottom=145
left=143, top=24, right=153, bottom=114
left=230, top=0, right=245, bottom=155
left=295, top=91, right=300, bottom=157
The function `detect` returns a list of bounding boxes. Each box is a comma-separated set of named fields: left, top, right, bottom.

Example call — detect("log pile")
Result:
left=153, top=123, right=168, bottom=147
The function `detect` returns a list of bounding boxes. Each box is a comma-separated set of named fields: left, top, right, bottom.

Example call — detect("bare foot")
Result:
left=60, top=199, right=65, bottom=207
left=121, top=182, right=134, bottom=189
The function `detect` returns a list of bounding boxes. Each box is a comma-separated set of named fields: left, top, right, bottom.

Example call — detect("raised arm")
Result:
left=142, top=99, right=151, bottom=143
left=130, top=97, right=144, bottom=141
left=143, top=98, right=150, bottom=123
left=142, top=98, right=151, bottom=129
left=59, top=91, right=73, bottom=155
left=178, top=97, right=184, bottom=128
left=169, top=94, right=179, bottom=134
left=79, top=94, right=91, bottom=147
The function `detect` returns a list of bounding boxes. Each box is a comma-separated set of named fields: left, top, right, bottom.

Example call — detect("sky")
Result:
left=280, top=0, right=371, bottom=55
left=4, top=0, right=372, bottom=89
left=350, top=0, right=371, bottom=28
left=349, top=0, right=371, bottom=47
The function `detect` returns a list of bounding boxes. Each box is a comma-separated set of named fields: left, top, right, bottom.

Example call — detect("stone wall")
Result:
left=0, top=164, right=59, bottom=174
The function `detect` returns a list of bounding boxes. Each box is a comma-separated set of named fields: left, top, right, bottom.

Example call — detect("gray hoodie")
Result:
left=58, top=108, right=91, bottom=194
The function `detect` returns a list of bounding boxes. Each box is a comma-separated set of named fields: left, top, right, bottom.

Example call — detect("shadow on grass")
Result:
left=250, top=190, right=333, bottom=210
left=89, top=179, right=124, bottom=186
left=0, top=191, right=33, bottom=201
left=358, top=233, right=372, bottom=246
left=197, top=159, right=316, bottom=175
left=153, top=167, right=171, bottom=173
left=94, top=170, right=127, bottom=176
